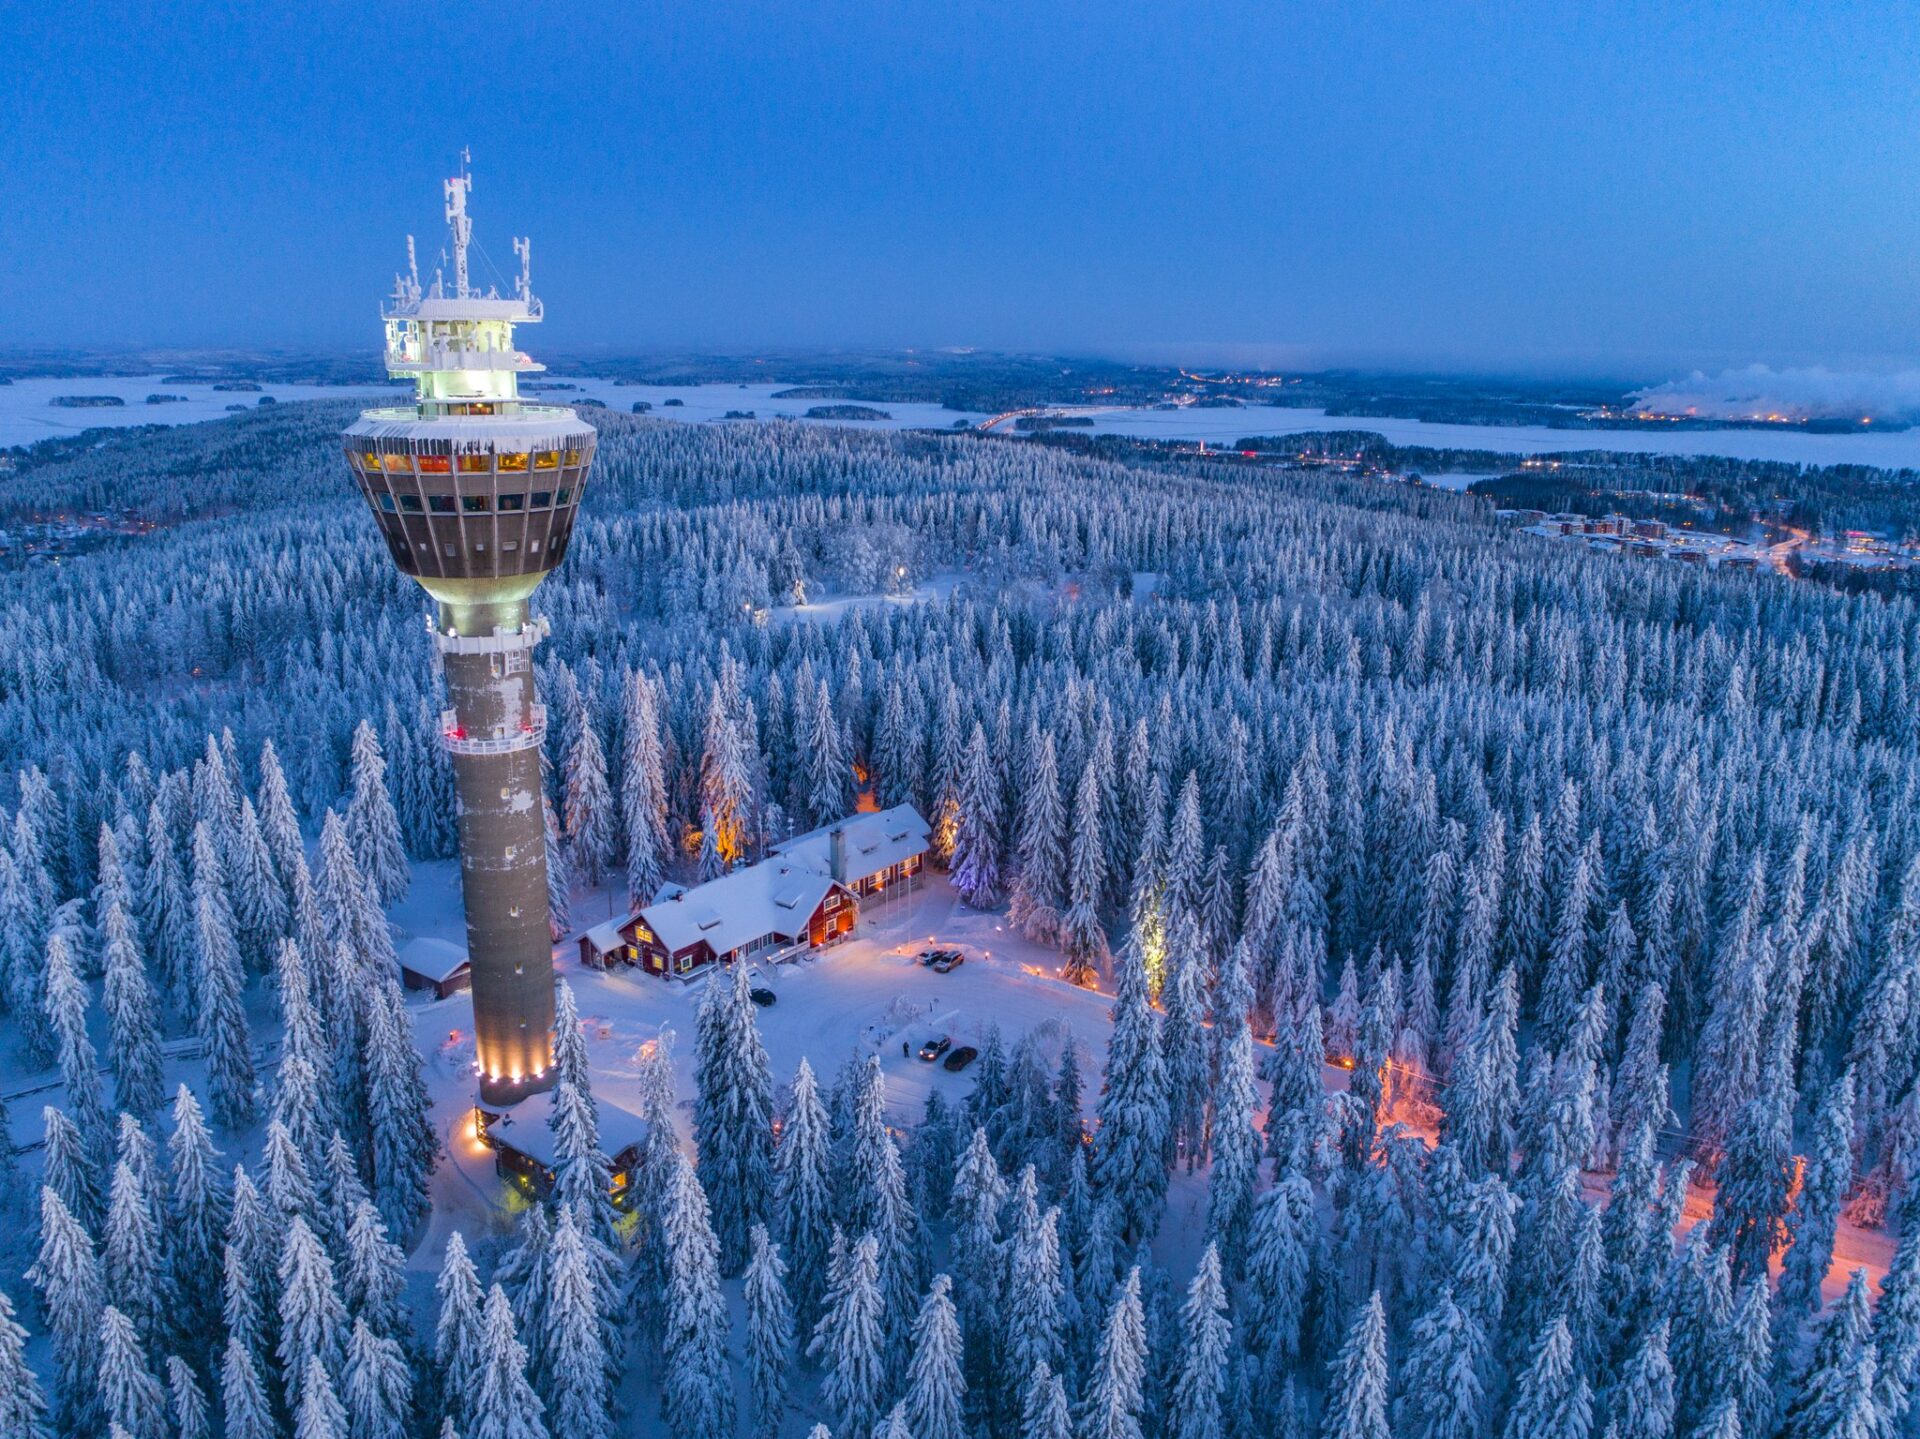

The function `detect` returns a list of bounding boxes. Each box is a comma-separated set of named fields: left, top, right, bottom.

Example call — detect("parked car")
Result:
left=750, top=987, right=777, bottom=1007
left=929, top=950, right=964, bottom=973
left=942, top=1045, right=978, bottom=1072
left=918, top=1035, right=952, bottom=1061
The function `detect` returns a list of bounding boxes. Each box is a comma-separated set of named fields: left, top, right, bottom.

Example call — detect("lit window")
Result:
left=457, top=454, right=490, bottom=473
left=462, top=494, right=489, bottom=513
left=381, top=453, right=411, bottom=472
left=498, top=493, right=525, bottom=512
left=418, top=455, right=451, bottom=474
left=361, top=452, right=380, bottom=468
left=564, top=448, right=583, bottom=464
left=498, top=452, right=530, bottom=472
left=533, top=451, right=559, bottom=470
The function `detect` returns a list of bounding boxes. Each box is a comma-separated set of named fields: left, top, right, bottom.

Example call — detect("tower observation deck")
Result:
left=343, top=160, right=596, bottom=1107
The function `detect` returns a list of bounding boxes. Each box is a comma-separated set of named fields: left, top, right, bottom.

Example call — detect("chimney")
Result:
left=829, top=827, right=848, bottom=884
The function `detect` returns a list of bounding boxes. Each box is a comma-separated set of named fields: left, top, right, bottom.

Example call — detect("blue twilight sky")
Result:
left=4, top=1, right=1918, bottom=376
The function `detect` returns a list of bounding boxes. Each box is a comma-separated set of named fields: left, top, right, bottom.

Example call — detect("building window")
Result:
left=458, top=454, right=490, bottom=473
left=825, top=892, right=842, bottom=911
left=399, top=495, right=423, bottom=513
left=429, top=496, right=455, bottom=514
left=533, top=451, right=559, bottom=469
left=531, top=490, right=553, bottom=508
left=565, top=447, right=584, bottom=465
left=499, top=452, right=530, bottom=472
left=381, top=453, right=411, bottom=472
left=498, top=493, right=525, bottom=511
left=462, top=494, right=489, bottom=513
left=378, top=492, right=396, bottom=512
left=418, top=455, right=451, bottom=474
left=557, top=487, right=572, bottom=505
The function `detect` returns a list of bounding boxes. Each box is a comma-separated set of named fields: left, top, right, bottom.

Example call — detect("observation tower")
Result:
left=343, top=159, right=595, bottom=1106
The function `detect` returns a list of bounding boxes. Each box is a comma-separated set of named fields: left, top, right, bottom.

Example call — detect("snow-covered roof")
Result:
left=582, top=919, right=627, bottom=956
left=637, top=860, right=840, bottom=957
left=772, top=803, right=930, bottom=881
left=483, top=1090, right=650, bottom=1170
left=398, top=936, right=471, bottom=984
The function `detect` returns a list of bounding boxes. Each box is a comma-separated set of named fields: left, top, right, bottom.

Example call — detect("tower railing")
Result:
left=440, top=703, right=546, bottom=756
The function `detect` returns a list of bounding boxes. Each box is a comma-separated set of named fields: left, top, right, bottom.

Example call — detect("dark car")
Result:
left=929, top=950, right=964, bottom=973
left=750, top=987, right=777, bottom=1007
left=918, top=1035, right=952, bottom=1061
left=942, top=1045, right=978, bottom=1072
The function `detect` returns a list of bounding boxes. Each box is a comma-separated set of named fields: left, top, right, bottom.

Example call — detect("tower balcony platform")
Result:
left=440, top=703, right=546, bottom=756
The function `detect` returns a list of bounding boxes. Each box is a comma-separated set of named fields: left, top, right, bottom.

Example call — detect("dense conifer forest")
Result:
left=3, top=401, right=1920, bottom=1438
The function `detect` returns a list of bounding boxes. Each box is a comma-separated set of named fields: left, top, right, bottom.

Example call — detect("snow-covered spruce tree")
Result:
left=1009, top=723, right=1067, bottom=945
left=1161, top=908, right=1211, bottom=1171
left=433, top=1231, right=487, bottom=1437
left=97, top=1303, right=168, bottom=1437
left=1170, top=1244, right=1232, bottom=1439
left=1206, top=964, right=1261, bottom=1265
left=1876, top=1222, right=1920, bottom=1424
left=812, top=1230, right=889, bottom=1439
left=194, top=827, right=258, bottom=1129
left=621, top=670, right=671, bottom=907
left=1502, top=1315, right=1593, bottom=1439
left=277, top=1214, right=349, bottom=1416
left=949, top=1125, right=1007, bottom=1417
left=28, top=1186, right=103, bottom=1436
left=363, top=970, right=438, bottom=1238
left=952, top=722, right=1003, bottom=908
left=229, top=796, right=289, bottom=970
left=1776, top=1068, right=1855, bottom=1324
left=221, top=1334, right=274, bottom=1439
left=102, top=899, right=164, bottom=1118
left=628, top=1029, right=682, bottom=1366
left=470, top=1284, right=549, bottom=1439
left=0, top=1290, right=51, bottom=1439
left=539, top=1203, right=611, bottom=1439
left=104, top=1155, right=163, bottom=1350
left=1093, top=930, right=1170, bottom=1243
left=1004, top=1192, right=1064, bottom=1404
left=904, top=1272, right=968, bottom=1439
left=746, top=1223, right=794, bottom=1439
left=661, top=1153, right=734, bottom=1439
left=1080, top=1266, right=1149, bottom=1439
left=167, top=1356, right=210, bottom=1439
left=1022, top=1359, right=1072, bottom=1439
left=1396, top=1286, right=1485, bottom=1439
left=44, top=933, right=110, bottom=1165
left=346, top=719, right=410, bottom=907
left=223, top=1168, right=279, bottom=1376
left=1609, top=1318, right=1676, bottom=1439
left=564, top=719, right=615, bottom=889
left=0, top=849, right=54, bottom=1068
left=1243, top=1169, right=1315, bottom=1403
left=544, top=796, right=573, bottom=941
left=777, top=1055, right=837, bottom=1337
left=694, top=956, right=775, bottom=1273
left=1061, top=758, right=1110, bottom=984
left=343, top=1314, right=413, bottom=1439
left=294, top=1352, right=350, bottom=1439
left=843, top=1054, right=925, bottom=1352
left=342, top=1198, right=409, bottom=1343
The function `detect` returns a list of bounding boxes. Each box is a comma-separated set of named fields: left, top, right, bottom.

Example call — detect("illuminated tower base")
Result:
left=342, top=161, right=596, bottom=1106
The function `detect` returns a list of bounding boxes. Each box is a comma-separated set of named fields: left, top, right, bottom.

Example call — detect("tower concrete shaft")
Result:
left=342, top=164, right=595, bottom=1107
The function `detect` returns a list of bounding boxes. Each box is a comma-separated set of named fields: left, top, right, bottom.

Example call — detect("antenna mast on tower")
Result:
left=444, top=147, right=473, bottom=299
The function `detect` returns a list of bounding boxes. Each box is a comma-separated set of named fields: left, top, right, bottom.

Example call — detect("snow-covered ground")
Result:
left=0, top=375, right=403, bottom=447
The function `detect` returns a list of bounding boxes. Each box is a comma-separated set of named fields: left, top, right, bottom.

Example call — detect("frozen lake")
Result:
left=0, top=375, right=402, bottom=448
left=11, top=373, right=1920, bottom=473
